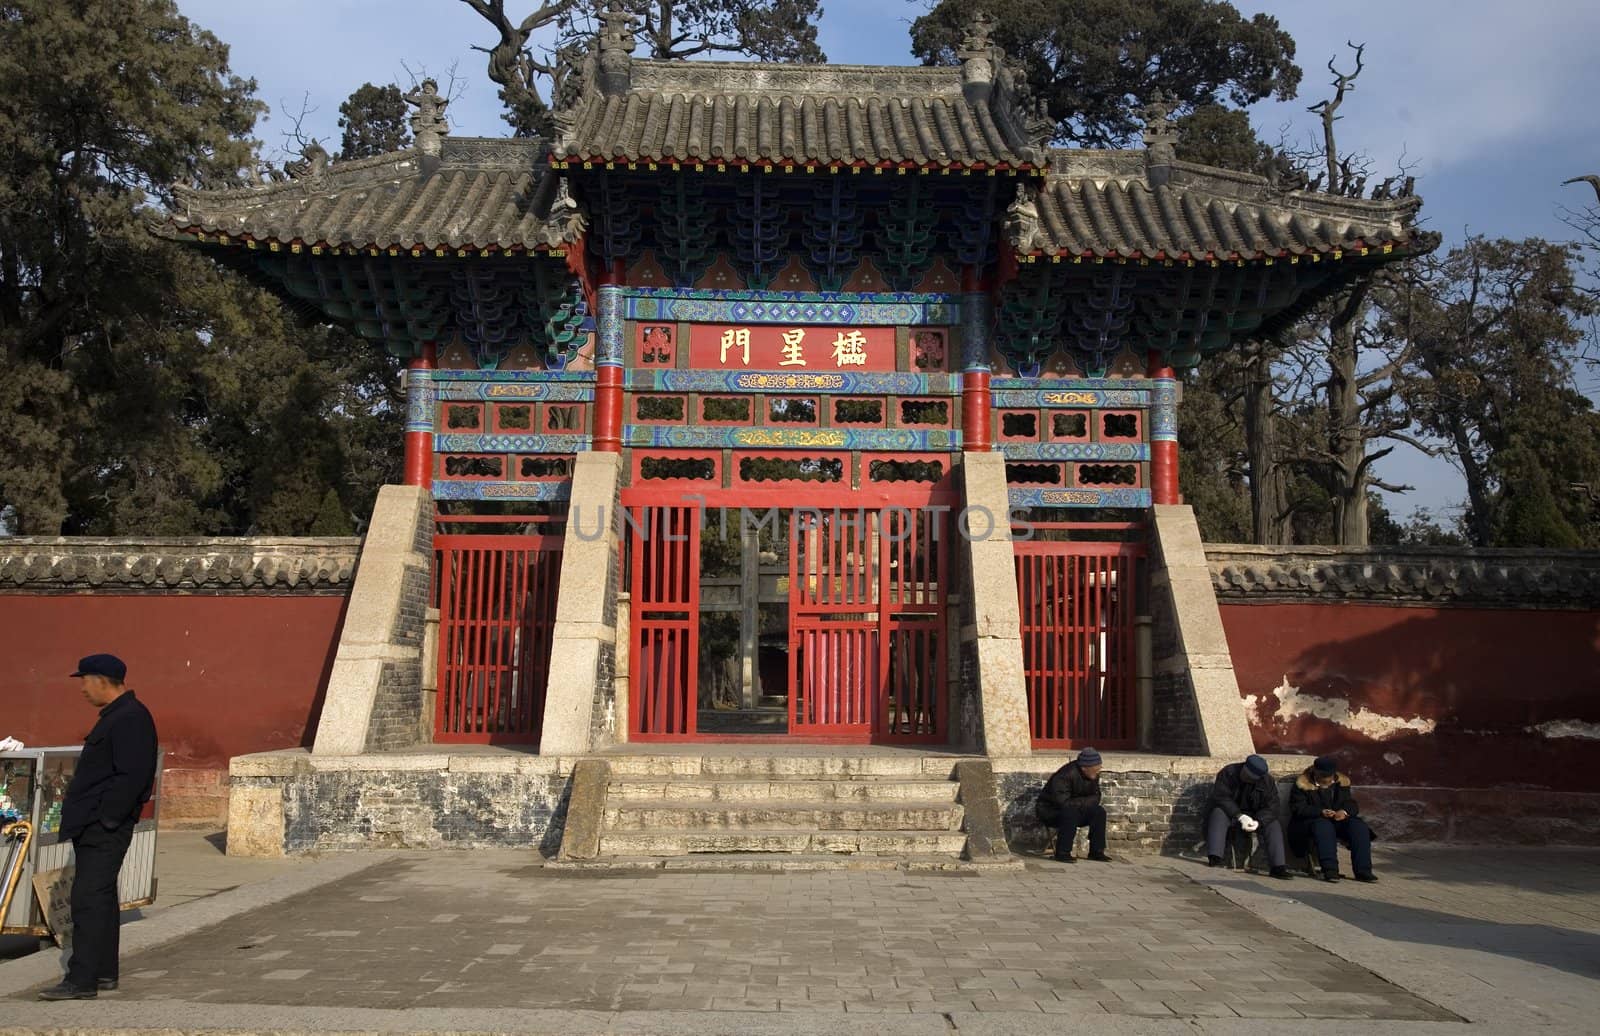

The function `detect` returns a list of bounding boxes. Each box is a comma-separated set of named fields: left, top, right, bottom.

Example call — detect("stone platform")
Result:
left=224, top=745, right=1308, bottom=860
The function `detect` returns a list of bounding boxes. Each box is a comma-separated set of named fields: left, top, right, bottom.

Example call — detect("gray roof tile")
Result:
left=554, top=60, right=1041, bottom=169
left=156, top=139, right=583, bottom=253
left=1029, top=153, right=1425, bottom=259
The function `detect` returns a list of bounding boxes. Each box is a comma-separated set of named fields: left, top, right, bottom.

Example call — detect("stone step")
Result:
left=597, top=829, right=970, bottom=857
left=603, top=801, right=965, bottom=832
left=547, top=854, right=1023, bottom=874
left=602, top=754, right=967, bottom=779
left=607, top=777, right=960, bottom=804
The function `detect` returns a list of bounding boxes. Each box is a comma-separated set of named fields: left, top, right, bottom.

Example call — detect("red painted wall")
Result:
left=0, top=594, right=345, bottom=776
left=1220, top=602, right=1600, bottom=792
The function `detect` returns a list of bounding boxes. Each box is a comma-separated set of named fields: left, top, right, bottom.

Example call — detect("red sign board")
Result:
left=687, top=324, right=897, bottom=371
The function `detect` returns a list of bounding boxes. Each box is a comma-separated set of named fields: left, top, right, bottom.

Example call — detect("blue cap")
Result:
left=70, top=654, right=127, bottom=682
left=1244, top=754, right=1270, bottom=778
left=1076, top=747, right=1102, bottom=767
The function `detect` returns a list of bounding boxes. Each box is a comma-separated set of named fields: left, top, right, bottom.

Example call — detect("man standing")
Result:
left=38, top=654, right=158, bottom=1002
left=1204, top=754, right=1292, bottom=880
left=1034, top=747, right=1113, bottom=863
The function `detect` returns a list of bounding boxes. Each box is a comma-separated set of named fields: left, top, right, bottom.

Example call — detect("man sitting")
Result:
left=1035, top=747, right=1113, bottom=863
left=1205, top=754, right=1292, bottom=880
left=1289, top=756, right=1377, bottom=883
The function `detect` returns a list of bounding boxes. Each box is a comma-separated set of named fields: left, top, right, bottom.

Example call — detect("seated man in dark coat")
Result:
left=1289, top=756, right=1377, bottom=883
left=1204, top=753, right=1292, bottom=879
left=1034, top=747, right=1113, bottom=863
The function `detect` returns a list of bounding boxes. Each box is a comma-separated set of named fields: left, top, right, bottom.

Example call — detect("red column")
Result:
left=960, top=266, right=993, bottom=452
left=1147, top=350, right=1180, bottom=505
left=403, top=342, right=437, bottom=487
left=593, top=259, right=625, bottom=454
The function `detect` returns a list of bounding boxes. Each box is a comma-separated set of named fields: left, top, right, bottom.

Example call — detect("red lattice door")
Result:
left=789, top=510, right=879, bottom=739
left=788, top=507, right=950, bottom=743
left=879, top=506, right=950, bottom=744
left=433, top=533, right=563, bottom=744
left=1014, top=540, right=1144, bottom=749
left=627, top=504, right=701, bottom=739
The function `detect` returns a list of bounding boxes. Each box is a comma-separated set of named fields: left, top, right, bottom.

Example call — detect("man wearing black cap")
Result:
left=1034, top=748, right=1114, bottom=863
left=38, top=655, right=158, bottom=1002
left=1204, top=754, right=1292, bottom=880
left=1290, top=756, right=1377, bottom=883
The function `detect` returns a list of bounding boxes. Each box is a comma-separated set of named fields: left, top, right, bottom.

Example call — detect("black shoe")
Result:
left=1322, top=871, right=1342, bottom=882
left=1355, top=872, right=1378, bottom=883
left=37, top=982, right=97, bottom=1001
left=1086, top=852, right=1114, bottom=863
left=1207, top=855, right=1223, bottom=867
left=1052, top=852, right=1075, bottom=863
left=97, top=979, right=119, bottom=991
left=1269, top=866, right=1293, bottom=880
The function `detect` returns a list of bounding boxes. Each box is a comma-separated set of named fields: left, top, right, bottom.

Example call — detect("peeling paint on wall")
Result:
left=1259, top=677, right=1437, bottom=741
left=1531, top=720, right=1600, bottom=740
left=1382, top=752, right=1404, bottom=766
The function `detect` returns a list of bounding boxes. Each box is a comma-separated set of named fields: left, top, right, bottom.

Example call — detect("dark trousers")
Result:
left=65, top=821, right=134, bottom=989
left=1297, top=816, right=1373, bottom=875
left=1051, top=804, right=1107, bottom=858
left=1205, top=807, right=1286, bottom=868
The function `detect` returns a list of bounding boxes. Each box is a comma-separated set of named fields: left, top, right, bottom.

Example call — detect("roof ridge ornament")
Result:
left=287, top=140, right=331, bottom=187
left=1139, top=90, right=1179, bottom=184
left=958, top=10, right=1001, bottom=104
left=597, top=0, right=638, bottom=95
left=405, top=78, right=451, bottom=157
left=1004, top=182, right=1046, bottom=255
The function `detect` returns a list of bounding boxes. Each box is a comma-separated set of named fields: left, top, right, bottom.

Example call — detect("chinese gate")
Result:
left=1013, top=532, right=1147, bottom=749
left=433, top=518, right=564, bottom=744
left=625, top=493, right=953, bottom=743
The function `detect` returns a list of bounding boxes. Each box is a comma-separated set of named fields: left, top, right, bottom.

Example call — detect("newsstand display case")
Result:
left=0, top=747, right=161, bottom=935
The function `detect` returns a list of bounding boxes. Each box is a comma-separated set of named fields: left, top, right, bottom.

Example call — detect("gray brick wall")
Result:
left=362, top=502, right=433, bottom=752
left=364, top=659, right=424, bottom=752
left=1151, top=672, right=1205, bottom=755
left=262, top=769, right=571, bottom=854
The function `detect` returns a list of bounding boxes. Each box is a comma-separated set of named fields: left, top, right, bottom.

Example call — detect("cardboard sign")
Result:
left=687, top=324, right=896, bottom=371
left=33, top=865, right=73, bottom=947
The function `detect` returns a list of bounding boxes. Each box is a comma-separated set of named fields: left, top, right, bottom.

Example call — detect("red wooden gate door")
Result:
left=627, top=504, right=701, bottom=739
left=789, top=509, right=879, bottom=739
left=789, top=507, right=950, bottom=743
left=880, top=506, right=949, bottom=743
left=434, top=533, right=563, bottom=744
left=1013, top=540, right=1145, bottom=749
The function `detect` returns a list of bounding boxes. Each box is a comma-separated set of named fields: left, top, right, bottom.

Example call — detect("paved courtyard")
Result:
left=1, top=845, right=1597, bottom=1033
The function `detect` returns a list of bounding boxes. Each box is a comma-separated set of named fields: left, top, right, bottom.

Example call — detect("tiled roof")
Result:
left=554, top=60, right=1044, bottom=170
left=155, top=139, right=584, bottom=254
left=1023, top=152, right=1426, bottom=260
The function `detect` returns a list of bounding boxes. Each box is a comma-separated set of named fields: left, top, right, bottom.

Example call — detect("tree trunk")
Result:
left=1242, top=345, right=1289, bottom=544
left=1326, top=291, right=1369, bottom=546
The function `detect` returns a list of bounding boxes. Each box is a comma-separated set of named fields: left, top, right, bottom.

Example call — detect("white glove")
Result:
left=1238, top=814, right=1259, bottom=832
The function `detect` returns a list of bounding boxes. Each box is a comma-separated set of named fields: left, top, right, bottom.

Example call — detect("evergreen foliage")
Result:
left=911, top=0, right=1300, bottom=147
left=338, top=83, right=412, bottom=159
left=0, top=2, right=400, bottom=535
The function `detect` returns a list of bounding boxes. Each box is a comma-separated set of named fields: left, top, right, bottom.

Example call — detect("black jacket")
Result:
left=1209, top=762, right=1281, bottom=823
left=61, top=691, right=158, bottom=839
left=1035, top=761, right=1100, bottom=824
left=1288, top=770, right=1360, bottom=823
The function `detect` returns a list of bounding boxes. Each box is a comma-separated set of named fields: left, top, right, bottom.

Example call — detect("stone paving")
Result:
left=62, top=852, right=1451, bottom=1021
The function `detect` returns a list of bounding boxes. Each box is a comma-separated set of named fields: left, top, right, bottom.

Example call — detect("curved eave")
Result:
left=1014, top=237, right=1423, bottom=267
left=553, top=154, right=1042, bottom=176
left=157, top=223, right=573, bottom=260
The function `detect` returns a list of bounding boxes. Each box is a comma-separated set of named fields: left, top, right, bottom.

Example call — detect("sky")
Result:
left=179, top=0, right=1600, bottom=520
